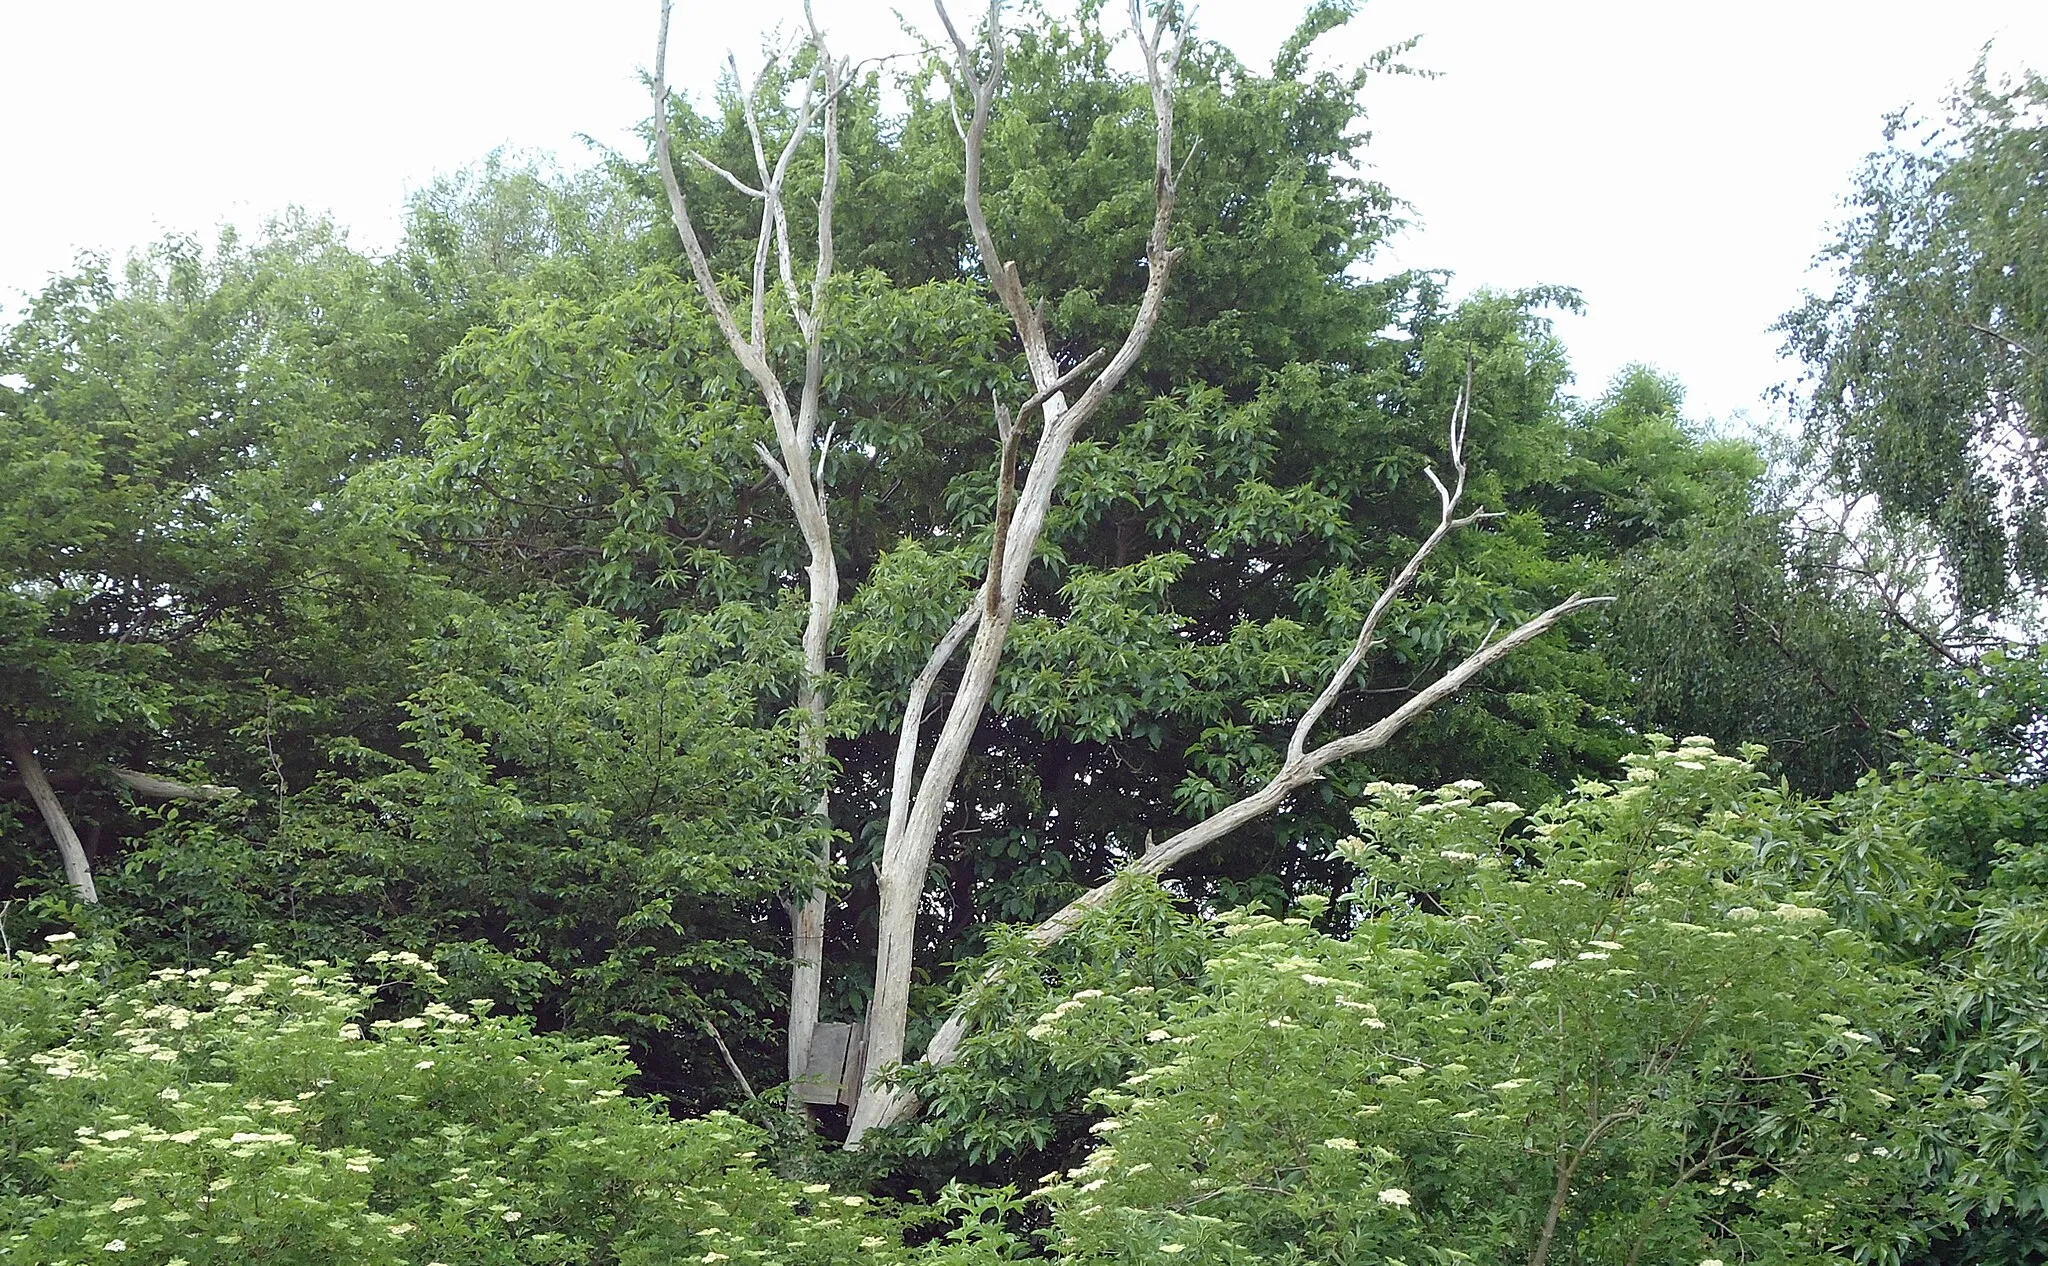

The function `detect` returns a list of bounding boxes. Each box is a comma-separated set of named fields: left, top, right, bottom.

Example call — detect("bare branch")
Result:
left=938, top=0, right=1038, bottom=361
left=652, top=0, right=844, bottom=1119
left=692, top=152, right=765, bottom=199
left=725, top=49, right=793, bottom=348
left=731, top=51, right=777, bottom=199
left=814, top=417, right=839, bottom=485
left=985, top=409, right=1024, bottom=609
left=1302, top=594, right=1615, bottom=773
left=883, top=604, right=984, bottom=856
left=932, top=0, right=983, bottom=96
left=1288, top=370, right=1475, bottom=764
left=1021, top=347, right=1108, bottom=418
left=702, top=1015, right=758, bottom=1100
left=112, top=769, right=238, bottom=801
left=805, top=3, right=843, bottom=340
left=1969, top=318, right=2040, bottom=360
left=947, top=90, right=968, bottom=144
left=653, top=1, right=758, bottom=366
left=753, top=440, right=792, bottom=489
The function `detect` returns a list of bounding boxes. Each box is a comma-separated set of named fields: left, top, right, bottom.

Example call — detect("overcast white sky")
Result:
left=4, top=2, right=2044, bottom=427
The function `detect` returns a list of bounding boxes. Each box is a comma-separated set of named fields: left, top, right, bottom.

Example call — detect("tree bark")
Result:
left=653, top=0, right=846, bottom=1106
left=5, top=731, right=98, bottom=904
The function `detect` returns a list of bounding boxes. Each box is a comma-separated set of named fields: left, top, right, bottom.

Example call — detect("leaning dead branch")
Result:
left=5, top=731, right=98, bottom=904
left=884, top=383, right=1614, bottom=1128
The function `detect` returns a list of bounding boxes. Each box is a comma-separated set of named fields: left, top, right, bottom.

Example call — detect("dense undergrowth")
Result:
left=9, top=675, right=2048, bottom=1264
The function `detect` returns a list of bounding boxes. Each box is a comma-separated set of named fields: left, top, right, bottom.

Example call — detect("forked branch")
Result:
left=652, top=0, right=847, bottom=1105
left=1288, top=365, right=1497, bottom=763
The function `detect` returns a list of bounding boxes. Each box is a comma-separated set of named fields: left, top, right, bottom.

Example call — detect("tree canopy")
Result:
left=1781, top=62, right=2048, bottom=623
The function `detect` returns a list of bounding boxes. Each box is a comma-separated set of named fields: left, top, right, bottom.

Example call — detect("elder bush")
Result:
left=1028, top=742, right=1942, bottom=1265
left=0, top=944, right=907, bottom=1265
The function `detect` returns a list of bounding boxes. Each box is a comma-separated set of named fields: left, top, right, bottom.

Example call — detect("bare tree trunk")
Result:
left=5, top=731, right=98, bottom=904
left=844, top=0, right=1185, bottom=1143
left=653, top=1, right=846, bottom=1104
left=785, top=672, right=831, bottom=1092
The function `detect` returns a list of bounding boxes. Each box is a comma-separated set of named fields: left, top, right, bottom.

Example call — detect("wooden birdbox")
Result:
left=794, top=1021, right=867, bottom=1108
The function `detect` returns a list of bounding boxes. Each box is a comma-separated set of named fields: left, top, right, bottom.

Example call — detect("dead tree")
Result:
left=653, top=0, right=846, bottom=1102
left=651, top=0, right=1610, bottom=1145
left=843, top=0, right=1188, bottom=1142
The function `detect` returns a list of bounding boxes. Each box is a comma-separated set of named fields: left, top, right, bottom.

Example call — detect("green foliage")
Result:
left=0, top=942, right=914, bottom=1265
left=1009, top=747, right=1943, bottom=1264
left=0, top=152, right=651, bottom=907
left=1781, top=63, right=2048, bottom=621
left=0, top=223, right=432, bottom=761
left=1580, top=365, right=1946, bottom=795
left=886, top=881, right=1214, bottom=1178
left=1536, top=367, right=1764, bottom=557
left=404, top=6, right=1768, bottom=986
left=12, top=10, right=2026, bottom=1261
left=1762, top=650, right=2048, bottom=1263
left=101, top=601, right=819, bottom=1105
left=412, top=267, right=1015, bottom=616
left=1608, top=508, right=1939, bottom=794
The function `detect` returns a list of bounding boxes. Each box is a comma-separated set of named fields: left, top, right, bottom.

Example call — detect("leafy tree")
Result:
left=0, top=224, right=437, bottom=905
left=1609, top=509, right=1939, bottom=794
left=103, top=601, right=824, bottom=1108
left=0, top=153, right=642, bottom=910
left=1762, top=649, right=2048, bottom=1263
left=1781, top=62, right=2048, bottom=624
left=1585, top=364, right=1952, bottom=795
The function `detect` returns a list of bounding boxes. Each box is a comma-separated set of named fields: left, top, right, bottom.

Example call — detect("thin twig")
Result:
left=704, top=1016, right=758, bottom=1100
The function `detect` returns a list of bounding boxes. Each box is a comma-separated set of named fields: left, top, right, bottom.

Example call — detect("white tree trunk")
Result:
left=652, top=2, right=847, bottom=1105
left=786, top=598, right=834, bottom=1090
left=5, top=731, right=98, bottom=904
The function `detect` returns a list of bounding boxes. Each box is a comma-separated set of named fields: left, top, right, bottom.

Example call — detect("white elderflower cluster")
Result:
left=1026, top=987, right=1113, bottom=1041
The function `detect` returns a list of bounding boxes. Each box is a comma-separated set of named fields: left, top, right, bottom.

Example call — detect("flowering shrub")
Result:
left=0, top=944, right=909, bottom=1265
left=1029, top=740, right=1940, bottom=1264
left=888, top=880, right=1213, bottom=1178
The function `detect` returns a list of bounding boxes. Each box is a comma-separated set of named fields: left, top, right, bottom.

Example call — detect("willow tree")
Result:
left=1781, top=63, right=2048, bottom=624
left=649, top=0, right=1606, bottom=1144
